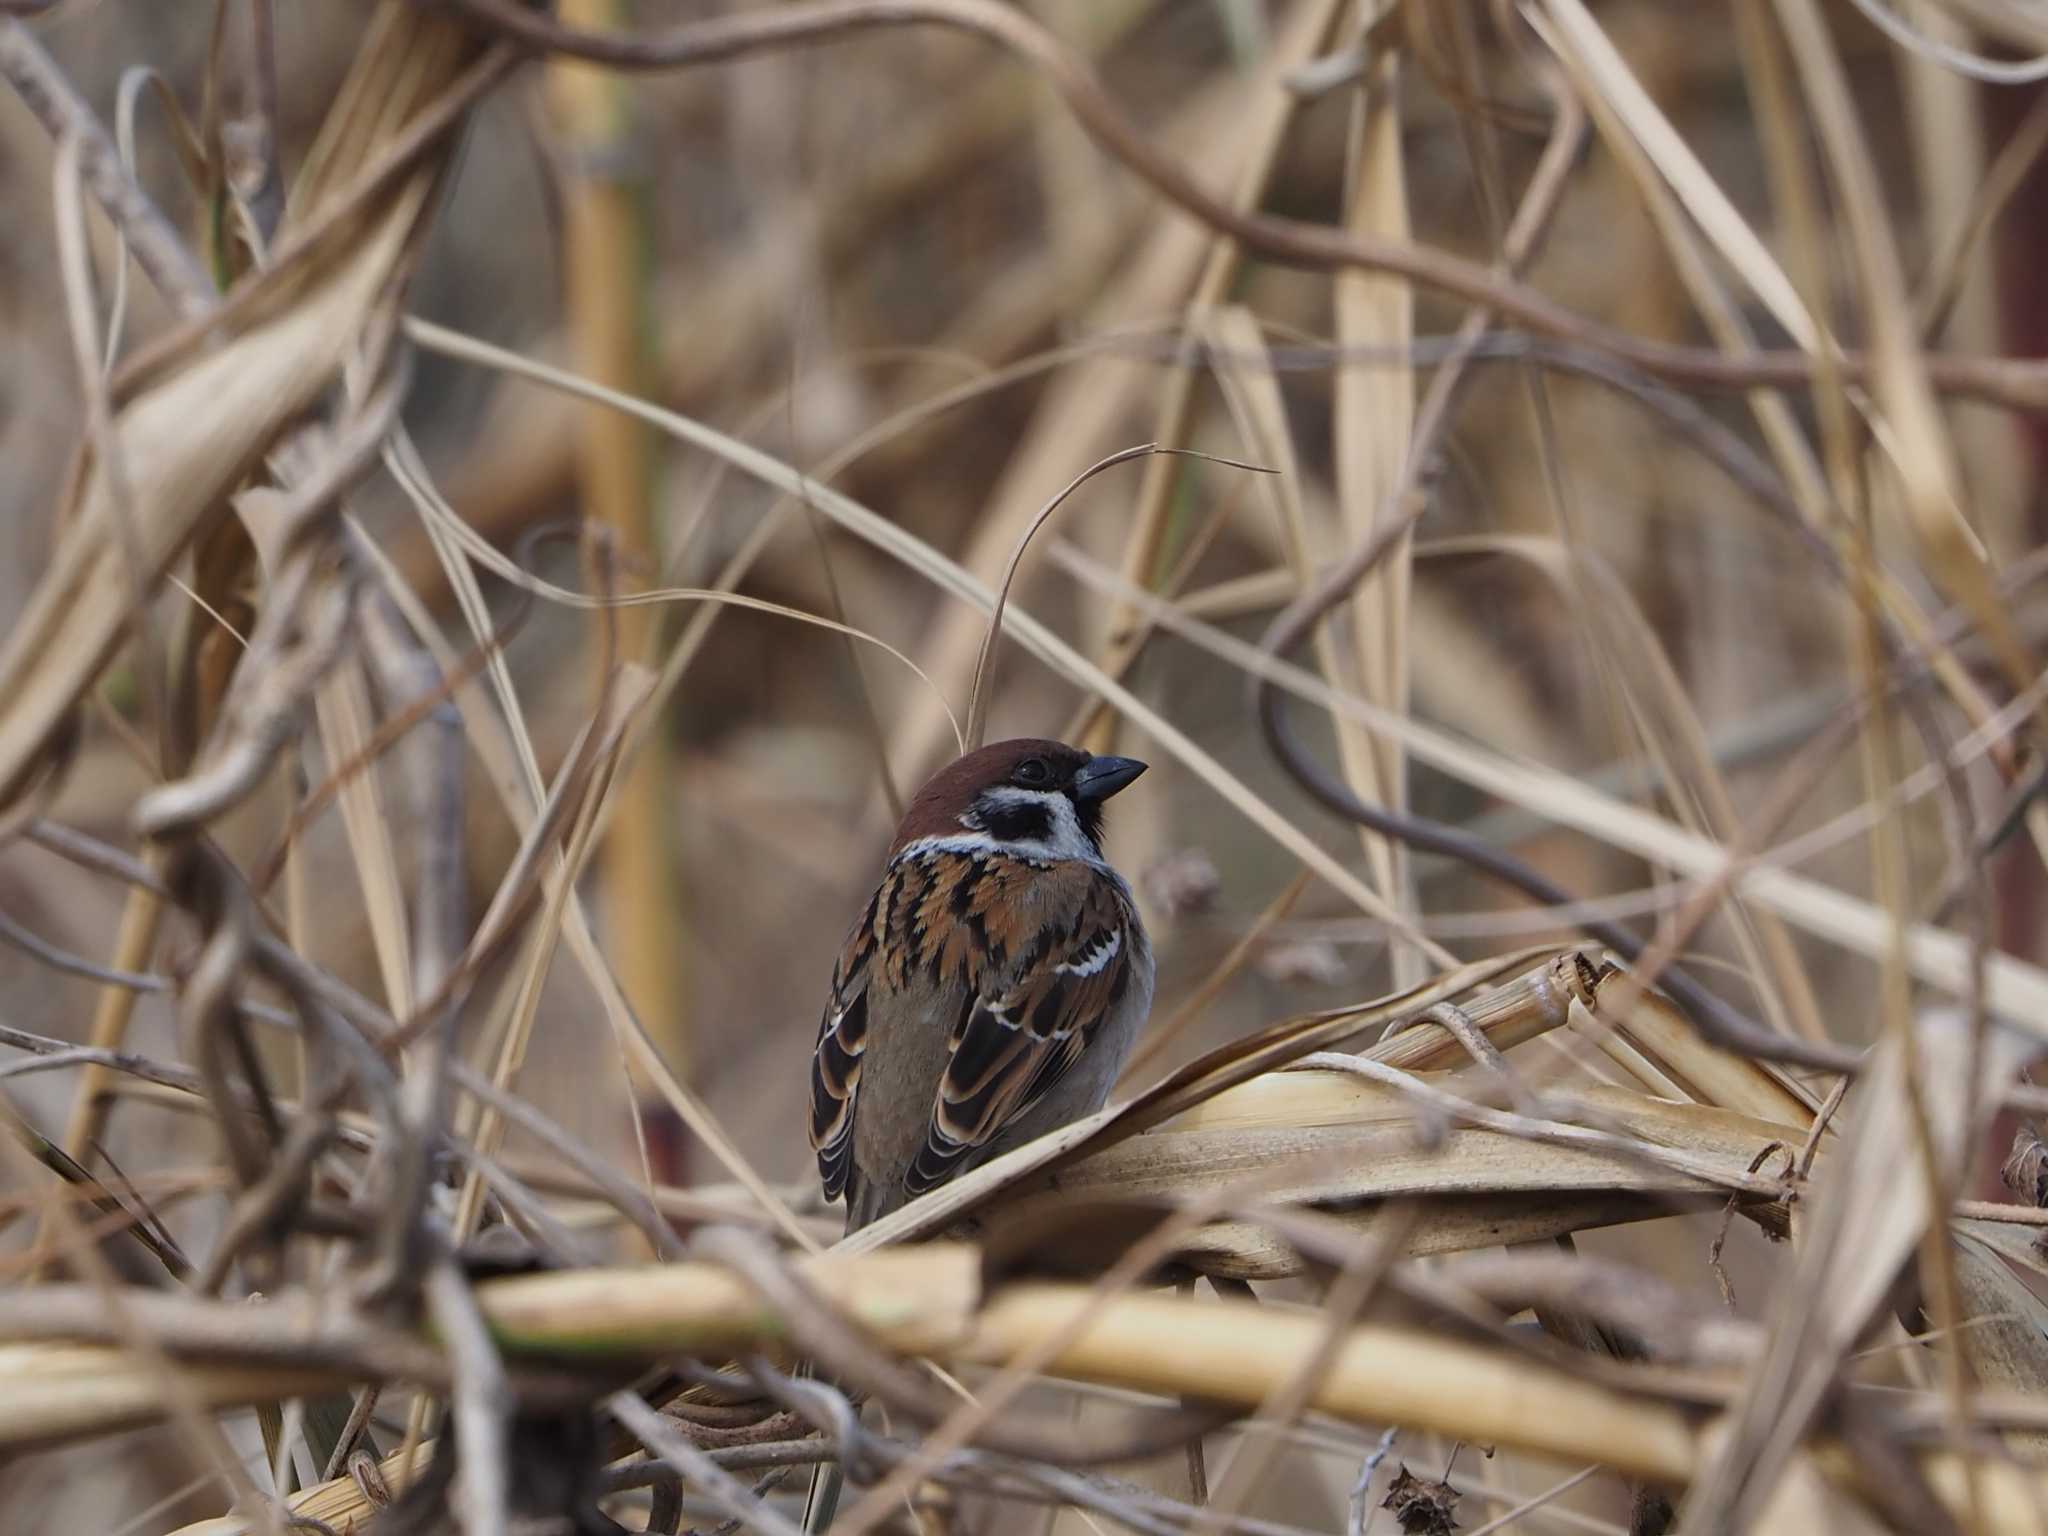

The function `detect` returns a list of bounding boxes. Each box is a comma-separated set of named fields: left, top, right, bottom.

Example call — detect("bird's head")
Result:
left=891, top=737, right=1148, bottom=862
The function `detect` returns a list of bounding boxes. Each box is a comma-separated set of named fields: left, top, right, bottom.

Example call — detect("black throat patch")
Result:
left=1073, top=793, right=1105, bottom=850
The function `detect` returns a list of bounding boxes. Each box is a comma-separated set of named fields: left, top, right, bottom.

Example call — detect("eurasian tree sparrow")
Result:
left=808, top=738, right=1154, bottom=1230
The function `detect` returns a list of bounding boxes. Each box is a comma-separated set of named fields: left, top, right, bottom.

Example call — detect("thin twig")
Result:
left=423, top=1260, right=513, bottom=1536
left=0, top=19, right=216, bottom=318
left=610, top=1390, right=810, bottom=1536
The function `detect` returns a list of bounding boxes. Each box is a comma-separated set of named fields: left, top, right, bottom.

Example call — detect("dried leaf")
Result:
left=1381, top=1464, right=1460, bottom=1534
left=2002, top=1128, right=2048, bottom=1209
left=0, top=2, right=489, bottom=806
left=1951, top=1223, right=2048, bottom=1463
left=1687, top=1012, right=2034, bottom=1527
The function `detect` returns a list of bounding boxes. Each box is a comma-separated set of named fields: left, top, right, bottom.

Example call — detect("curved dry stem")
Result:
left=962, top=443, right=1271, bottom=752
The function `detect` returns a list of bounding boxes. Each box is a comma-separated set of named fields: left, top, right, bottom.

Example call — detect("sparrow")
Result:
left=808, top=737, right=1155, bottom=1231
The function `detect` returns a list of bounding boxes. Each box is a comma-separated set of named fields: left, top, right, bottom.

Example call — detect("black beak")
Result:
left=1072, top=754, right=1147, bottom=802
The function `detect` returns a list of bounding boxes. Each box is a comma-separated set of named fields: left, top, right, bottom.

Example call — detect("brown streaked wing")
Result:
left=810, top=884, right=881, bottom=1200
left=906, top=869, right=1136, bottom=1196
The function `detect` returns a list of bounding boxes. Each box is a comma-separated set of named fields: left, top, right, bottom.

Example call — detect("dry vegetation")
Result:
left=4, top=0, right=2048, bottom=1532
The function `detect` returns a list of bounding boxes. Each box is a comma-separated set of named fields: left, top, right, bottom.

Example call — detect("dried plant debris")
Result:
left=1142, top=847, right=1222, bottom=918
left=1381, top=1464, right=1461, bottom=1534
left=1255, top=938, right=1348, bottom=987
left=2002, top=1126, right=2048, bottom=1209
left=369, top=1401, right=628, bottom=1536
left=1629, top=1484, right=1677, bottom=1536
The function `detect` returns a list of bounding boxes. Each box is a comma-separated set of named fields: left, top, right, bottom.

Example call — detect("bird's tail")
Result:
left=802, top=1461, right=846, bottom=1534
left=808, top=1186, right=879, bottom=1529
left=794, top=1348, right=851, bottom=1533
left=845, top=1174, right=900, bottom=1234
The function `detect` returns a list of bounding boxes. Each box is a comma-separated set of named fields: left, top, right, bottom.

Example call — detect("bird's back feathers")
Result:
left=809, top=847, right=1151, bottom=1231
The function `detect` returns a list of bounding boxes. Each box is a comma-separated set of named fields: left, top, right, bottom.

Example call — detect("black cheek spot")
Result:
left=981, top=799, right=1052, bottom=844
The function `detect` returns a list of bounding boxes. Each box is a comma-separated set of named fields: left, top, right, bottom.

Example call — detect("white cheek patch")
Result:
left=893, top=789, right=1107, bottom=869
left=1054, top=929, right=1120, bottom=977
left=899, top=831, right=1005, bottom=859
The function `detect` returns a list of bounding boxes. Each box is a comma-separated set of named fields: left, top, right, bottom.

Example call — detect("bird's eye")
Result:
left=1013, top=757, right=1051, bottom=787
